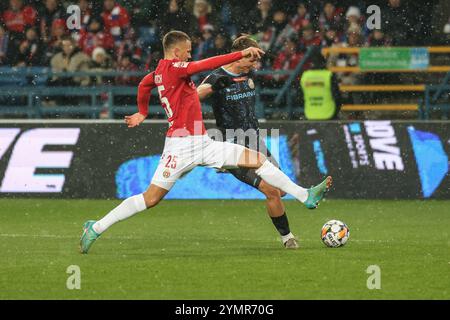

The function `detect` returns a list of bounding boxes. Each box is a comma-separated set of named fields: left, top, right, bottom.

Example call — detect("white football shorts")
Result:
left=151, top=135, right=246, bottom=190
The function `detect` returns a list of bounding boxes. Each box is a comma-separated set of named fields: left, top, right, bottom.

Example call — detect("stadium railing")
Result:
left=0, top=67, right=297, bottom=119
left=321, top=46, right=450, bottom=116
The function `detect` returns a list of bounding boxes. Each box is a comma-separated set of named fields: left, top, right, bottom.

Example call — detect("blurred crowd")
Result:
left=0, top=0, right=444, bottom=87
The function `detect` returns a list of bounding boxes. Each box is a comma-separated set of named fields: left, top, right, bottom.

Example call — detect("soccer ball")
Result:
left=321, top=220, right=350, bottom=248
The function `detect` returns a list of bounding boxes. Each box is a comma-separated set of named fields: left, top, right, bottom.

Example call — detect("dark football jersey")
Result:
left=201, top=67, right=259, bottom=134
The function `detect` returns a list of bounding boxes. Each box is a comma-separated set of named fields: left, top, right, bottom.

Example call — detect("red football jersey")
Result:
left=154, top=59, right=206, bottom=137
left=137, top=52, right=243, bottom=137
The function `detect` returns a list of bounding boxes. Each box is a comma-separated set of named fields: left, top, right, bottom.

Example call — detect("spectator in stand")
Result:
left=344, top=6, right=366, bottom=38
left=321, top=25, right=342, bottom=47
left=382, top=0, right=410, bottom=45
left=114, top=53, right=140, bottom=107
left=15, top=27, right=42, bottom=66
left=90, top=47, right=114, bottom=85
left=208, top=33, right=231, bottom=56
left=271, top=35, right=304, bottom=84
left=259, top=9, right=291, bottom=62
left=39, top=0, right=65, bottom=45
left=195, top=24, right=216, bottom=59
left=78, top=17, right=114, bottom=57
left=366, top=29, right=392, bottom=47
left=270, top=10, right=297, bottom=55
left=115, top=54, right=139, bottom=86
left=298, top=24, right=322, bottom=52
left=43, top=18, right=68, bottom=65
left=1, top=0, right=37, bottom=35
left=318, top=1, right=343, bottom=36
left=71, top=0, right=94, bottom=43
left=160, top=0, right=195, bottom=37
left=290, top=2, right=310, bottom=33
left=101, top=0, right=131, bottom=47
left=444, top=17, right=450, bottom=45
left=78, top=0, right=93, bottom=30
left=365, top=28, right=394, bottom=90
left=191, top=31, right=204, bottom=61
left=193, top=0, right=218, bottom=33
left=115, top=27, right=143, bottom=67
left=328, top=26, right=364, bottom=106
left=1, top=0, right=38, bottom=64
left=0, top=25, right=9, bottom=65
left=246, top=0, right=273, bottom=34
left=49, top=35, right=91, bottom=86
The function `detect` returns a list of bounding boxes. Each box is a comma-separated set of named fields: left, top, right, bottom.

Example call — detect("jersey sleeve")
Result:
left=186, top=52, right=243, bottom=76
left=137, top=71, right=156, bottom=117
left=169, top=52, right=244, bottom=79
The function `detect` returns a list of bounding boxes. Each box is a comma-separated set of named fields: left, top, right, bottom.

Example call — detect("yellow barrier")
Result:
left=339, top=85, right=425, bottom=92
left=341, top=104, right=419, bottom=111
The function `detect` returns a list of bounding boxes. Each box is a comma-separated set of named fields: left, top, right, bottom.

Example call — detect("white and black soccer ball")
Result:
left=321, top=220, right=350, bottom=248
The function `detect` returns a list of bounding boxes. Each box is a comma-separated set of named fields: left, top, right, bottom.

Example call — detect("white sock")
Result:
left=93, top=194, right=147, bottom=234
left=281, top=232, right=295, bottom=244
left=255, top=160, right=308, bottom=202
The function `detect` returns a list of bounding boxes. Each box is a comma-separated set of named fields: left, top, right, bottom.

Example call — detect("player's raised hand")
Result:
left=124, top=112, right=146, bottom=128
left=242, top=47, right=265, bottom=60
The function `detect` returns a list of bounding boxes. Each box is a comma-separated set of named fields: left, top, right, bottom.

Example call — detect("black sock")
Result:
left=271, top=213, right=290, bottom=236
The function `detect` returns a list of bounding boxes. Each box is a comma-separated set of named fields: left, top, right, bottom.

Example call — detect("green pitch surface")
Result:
left=0, top=199, right=449, bottom=299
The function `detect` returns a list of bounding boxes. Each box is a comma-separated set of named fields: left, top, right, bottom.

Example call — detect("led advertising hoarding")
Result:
left=0, top=121, right=448, bottom=199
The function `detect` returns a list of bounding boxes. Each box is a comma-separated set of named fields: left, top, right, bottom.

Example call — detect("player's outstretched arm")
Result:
left=125, top=71, right=156, bottom=128
left=186, top=47, right=264, bottom=76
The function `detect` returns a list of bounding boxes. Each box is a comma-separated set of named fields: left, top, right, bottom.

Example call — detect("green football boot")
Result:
left=80, top=220, right=100, bottom=254
left=304, top=176, right=333, bottom=209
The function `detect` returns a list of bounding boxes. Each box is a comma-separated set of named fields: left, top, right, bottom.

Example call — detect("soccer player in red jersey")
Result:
left=80, top=31, right=332, bottom=254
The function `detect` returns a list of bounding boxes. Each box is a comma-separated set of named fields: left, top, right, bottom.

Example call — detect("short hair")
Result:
left=162, top=30, right=191, bottom=52
left=61, top=35, right=75, bottom=44
left=231, top=35, right=259, bottom=52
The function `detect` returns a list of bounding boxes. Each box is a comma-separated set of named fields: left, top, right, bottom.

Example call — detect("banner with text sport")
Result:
left=0, top=121, right=448, bottom=199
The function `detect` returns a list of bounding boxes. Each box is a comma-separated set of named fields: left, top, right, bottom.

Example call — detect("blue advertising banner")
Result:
left=0, top=121, right=448, bottom=199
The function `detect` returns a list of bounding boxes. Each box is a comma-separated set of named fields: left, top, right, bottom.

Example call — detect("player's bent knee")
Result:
left=143, top=195, right=161, bottom=208
left=259, top=182, right=281, bottom=200
left=142, top=191, right=164, bottom=208
left=256, top=152, right=267, bottom=167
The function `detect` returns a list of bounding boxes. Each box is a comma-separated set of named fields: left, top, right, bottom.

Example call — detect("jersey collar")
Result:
left=221, top=66, right=241, bottom=77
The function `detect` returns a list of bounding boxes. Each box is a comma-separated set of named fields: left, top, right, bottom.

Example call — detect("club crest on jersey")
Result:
left=155, top=74, right=162, bottom=84
left=163, top=170, right=171, bottom=178
left=248, top=78, right=255, bottom=89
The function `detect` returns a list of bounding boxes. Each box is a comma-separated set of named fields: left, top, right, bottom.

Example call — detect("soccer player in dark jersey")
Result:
left=198, top=36, right=304, bottom=248
left=80, top=31, right=331, bottom=254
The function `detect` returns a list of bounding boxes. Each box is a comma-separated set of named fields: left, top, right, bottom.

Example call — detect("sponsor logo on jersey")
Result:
left=172, top=61, right=189, bottom=68
left=232, top=76, right=247, bottom=82
left=225, top=90, right=256, bottom=101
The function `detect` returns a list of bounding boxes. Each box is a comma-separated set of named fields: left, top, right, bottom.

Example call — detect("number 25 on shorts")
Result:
left=165, top=155, right=177, bottom=169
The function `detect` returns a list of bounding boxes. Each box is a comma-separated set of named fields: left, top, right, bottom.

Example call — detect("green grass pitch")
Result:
left=0, top=198, right=449, bottom=299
